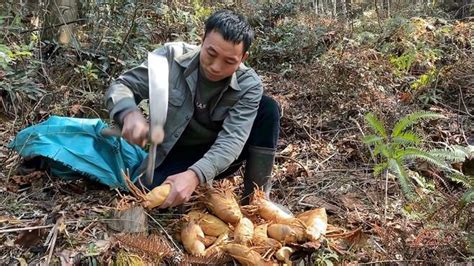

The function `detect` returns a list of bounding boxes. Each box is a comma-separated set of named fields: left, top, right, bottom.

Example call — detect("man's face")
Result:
left=199, top=30, right=249, bottom=82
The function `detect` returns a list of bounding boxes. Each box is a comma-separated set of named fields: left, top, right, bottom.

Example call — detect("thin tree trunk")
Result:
left=332, top=0, right=337, bottom=17
left=387, top=0, right=390, bottom=17
left=374, top=0, right=383, bottom=31
left=342, top=0, right=347, bottom=17
left=44, top=0, right=78, bottom=45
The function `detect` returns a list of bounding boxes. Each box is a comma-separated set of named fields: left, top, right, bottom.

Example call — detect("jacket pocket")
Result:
left=168, top=86, right=186, bottom=107
left=211, top=96, right=239, bottom=121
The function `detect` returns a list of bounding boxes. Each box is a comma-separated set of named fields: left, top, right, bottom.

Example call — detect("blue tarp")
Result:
left=8, top=116, right=147, bottom=190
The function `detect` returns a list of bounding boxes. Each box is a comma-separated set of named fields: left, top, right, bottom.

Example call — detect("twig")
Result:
left=359, top=260, right=426, bottom=265
left=313, top=153, right=336, bottom=172
left=145, top=212, right=183, bottom=254
left=275, top=154, right=311, bottom=177
left=384, top=170, right=389, bottom=223
left=349, top=117, right=375, bottom=162
left=19, top=19, right=87, bottom=34
left=44, top=216, right=63, bottom=265
left=0, top=224, right=54, bottom=233
left=311, top=167, right=372, bottom=173
left=108, top=3, right=141, bottom=82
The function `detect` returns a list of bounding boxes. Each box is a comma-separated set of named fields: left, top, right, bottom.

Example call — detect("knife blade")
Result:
left=145, top=52, right=169, bottom=185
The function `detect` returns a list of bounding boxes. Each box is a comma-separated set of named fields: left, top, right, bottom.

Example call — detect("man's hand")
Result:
left=160, top=170, right=200, bottom=208
left=122, top=110, right=149, bottom=147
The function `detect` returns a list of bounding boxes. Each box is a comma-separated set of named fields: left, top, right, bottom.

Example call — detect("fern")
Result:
left=460, top=188, right=474, bottom=208
left=391, top=111, right=445, bottom=137
left=430, top=145, right=471, bottom=163
left=373, top=162, right=388, bottom=176
left=392, top=132, right=422, bottom=145
left=388, top=158, right=415, bottom=200
left=362, top=134, right=384, bottom=145
left=362, top=111, right=470, bottom=201
left=448, top=173, right=472, bottom=188
left=364, top=113, right=387, bottom=139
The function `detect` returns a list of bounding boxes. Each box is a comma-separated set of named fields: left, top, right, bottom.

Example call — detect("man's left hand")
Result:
left=159, top=170, right=200, bottom=208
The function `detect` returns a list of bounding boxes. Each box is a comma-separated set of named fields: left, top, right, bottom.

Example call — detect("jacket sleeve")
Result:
left=188, top=83, right=263, bottom=184
left=104, top=47, right=168, bottom=124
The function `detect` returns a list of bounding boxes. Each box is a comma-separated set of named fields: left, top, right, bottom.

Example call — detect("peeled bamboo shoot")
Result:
left=142, top=184, right=171, bottom=209
left=222, top=243, right=265, bottom=266
left=181, top=220, right=206, bottom=256
left=234, top=217, right=254, bottom=244
left=206, top=190, right=242, bottom=224
left=267, top=223, right=306, bottom=243
left=296, top=208, right=327, bottom=241
left=188, top=211, right=230, bottom=236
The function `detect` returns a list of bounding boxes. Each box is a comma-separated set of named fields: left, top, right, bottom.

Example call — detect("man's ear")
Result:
left=241, top=51, right=249, bottom=63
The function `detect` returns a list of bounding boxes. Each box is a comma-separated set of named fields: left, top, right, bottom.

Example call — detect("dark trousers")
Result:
left=145, top=95, right=280, bottom=188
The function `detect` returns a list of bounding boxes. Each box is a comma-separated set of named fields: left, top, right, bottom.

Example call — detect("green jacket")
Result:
left=104, top=42, right=263, bottom=184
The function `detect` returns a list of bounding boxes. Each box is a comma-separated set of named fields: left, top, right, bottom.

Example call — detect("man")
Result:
left=105, top=9, right=280, bottom=208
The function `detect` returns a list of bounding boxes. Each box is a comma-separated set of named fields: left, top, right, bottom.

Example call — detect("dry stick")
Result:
left=457, top=86, right=472, bottom=146
left=275, top=154, right=311, bottom=177
left=313, top=153, right=336, bottom=172
left=0, top=224, right=54, bottom=233
left=108, top=3, right=140, bottom=82
left=44, top=217, right=63, bottom=265
left=19, top=19, right=87, bottom=34
left=145, top=212, right=183, bottom=254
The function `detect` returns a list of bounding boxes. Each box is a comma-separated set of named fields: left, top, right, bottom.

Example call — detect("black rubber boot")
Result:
left=242, top=145, right=276, bottom=205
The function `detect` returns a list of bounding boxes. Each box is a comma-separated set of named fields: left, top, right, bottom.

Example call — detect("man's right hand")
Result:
left=122, top=110, right=149, bottom=147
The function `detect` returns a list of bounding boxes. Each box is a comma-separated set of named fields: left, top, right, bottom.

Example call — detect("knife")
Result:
left=145, top=52, right=169, bottom=185
left=101, top=52, right=169, bottom=186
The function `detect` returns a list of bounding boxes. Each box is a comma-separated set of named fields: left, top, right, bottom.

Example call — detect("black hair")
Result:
left=204, top=9, right=255, bottom=53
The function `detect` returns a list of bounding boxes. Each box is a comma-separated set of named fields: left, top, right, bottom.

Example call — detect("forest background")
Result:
left=0, top=0, right=473, bottom=264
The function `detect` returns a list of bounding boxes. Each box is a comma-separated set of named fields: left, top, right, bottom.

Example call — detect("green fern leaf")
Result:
left=397, top=147, right=454, bottom=170
left=363, top=135, right=384, bottom=145
left=379, top=144, right=392, bottom=159
left=430, top=145, right=472, bottom=163
left=364, top=112, right=387, bottom=139
left=460, top=188, right=474, bottom=208
left=392, top=111, right=445, bottom=137
left=388, top=158, right=415, bottom=200
left=373, top=145, right=381, bottom=156
left=374, top=162, right=388, bottom=176
left=393, top=132, right=422, bottom=145
left=448, top=173, right=472, bottom=188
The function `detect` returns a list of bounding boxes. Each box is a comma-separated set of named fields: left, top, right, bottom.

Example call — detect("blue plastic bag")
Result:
left=8, top=116, right=147, bottom=190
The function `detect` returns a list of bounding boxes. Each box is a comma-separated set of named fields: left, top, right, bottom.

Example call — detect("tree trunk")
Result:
left=387, top=0, right=390, bottom=18
left=44, top=0, right=79, bottom=45
left=332, top=0, right=337, bottom=17
left=342, top=0, right=347, bottom=17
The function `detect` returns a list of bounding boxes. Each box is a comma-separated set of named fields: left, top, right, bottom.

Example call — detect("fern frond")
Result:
left=448, top=173, right=472, bottom=188
left=373, top=162, right=388, bottom=176
left=363, top=134, right=384, bottom=145
left=396, top=147, right=456, bottom=171
left=378, top=144, right=392, bottom=158
left=392, top=132, right=422, bottom=145
left=460, top=188, right=474, bottom=208
left=364, top=112, right=387, bottom=139
left=388, top=159, right=415, bottom=200
left=430, top=145, right=471, bottom=163
left=392, top=111, right=445, bottom=137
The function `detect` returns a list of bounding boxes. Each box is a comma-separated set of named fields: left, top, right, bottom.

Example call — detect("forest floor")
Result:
left=0, top=8, right=473, bottom=265
left=1, top=63, right=472, bottom=264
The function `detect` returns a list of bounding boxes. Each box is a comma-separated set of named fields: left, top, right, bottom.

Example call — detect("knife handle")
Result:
left=101, top=127, right=122, bottom=137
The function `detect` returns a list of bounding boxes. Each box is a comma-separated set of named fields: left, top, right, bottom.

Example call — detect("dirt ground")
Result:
left=1, top=58, right=472, bottom=264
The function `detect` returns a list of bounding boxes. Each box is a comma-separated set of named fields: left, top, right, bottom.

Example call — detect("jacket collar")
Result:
left=175, top=47, right=241, bottom=91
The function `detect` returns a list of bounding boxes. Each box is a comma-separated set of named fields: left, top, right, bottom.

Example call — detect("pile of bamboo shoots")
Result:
left=141, top=180, right=328, bottom=266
